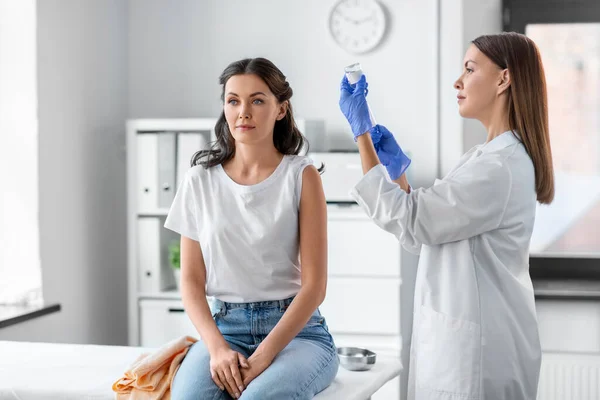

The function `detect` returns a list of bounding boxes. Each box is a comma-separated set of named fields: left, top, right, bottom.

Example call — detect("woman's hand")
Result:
left=241, top=348, right=274, bottom=387
left=209, top=346, right=249, bottom=399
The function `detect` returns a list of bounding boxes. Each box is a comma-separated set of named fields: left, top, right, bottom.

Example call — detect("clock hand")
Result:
left=354, top=13, right=376, bottom=24
left=334, top=10, right=358, bottom=25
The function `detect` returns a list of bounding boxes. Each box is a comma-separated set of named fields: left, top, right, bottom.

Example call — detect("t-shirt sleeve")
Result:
left=295, top=156, right=314, bottom=209
left=164, top=169, right=200, bottom=241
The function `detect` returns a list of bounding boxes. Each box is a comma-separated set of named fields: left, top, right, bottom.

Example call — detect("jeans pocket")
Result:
left=306, top=314, right=325, bottom=327
left=209, top=301, right=225, bottom=320
left=416, top=306, right=481, bottom=398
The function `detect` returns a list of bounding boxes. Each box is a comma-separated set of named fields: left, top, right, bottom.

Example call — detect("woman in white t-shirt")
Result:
left=164, top=57, right=338, bottom=400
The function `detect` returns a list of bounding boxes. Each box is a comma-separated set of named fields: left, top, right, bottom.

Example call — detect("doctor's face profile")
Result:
left=223, top=73, right=287, bottom=148
left=454, top=44, right=508, bottom=121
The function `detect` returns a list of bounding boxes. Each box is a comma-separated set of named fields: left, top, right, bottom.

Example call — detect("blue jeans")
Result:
left=171, top=297, right=339, bottom=400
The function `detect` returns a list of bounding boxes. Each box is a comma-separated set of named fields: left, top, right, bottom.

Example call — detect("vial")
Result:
left=344, top=63, right=376, bottom=127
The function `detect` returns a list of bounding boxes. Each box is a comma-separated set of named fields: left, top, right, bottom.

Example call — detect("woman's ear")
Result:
left=498, top=69, right=511, bottom=95
left=276, top=100, right=288, bottom=121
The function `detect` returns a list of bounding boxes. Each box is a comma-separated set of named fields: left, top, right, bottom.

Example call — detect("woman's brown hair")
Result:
left=473, top=32, right=554, bottom=204
left=192, top=58, right=313, bottom=169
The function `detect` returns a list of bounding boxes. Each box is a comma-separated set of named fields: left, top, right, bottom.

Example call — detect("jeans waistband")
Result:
left=212, top=296, right=295, bottom=313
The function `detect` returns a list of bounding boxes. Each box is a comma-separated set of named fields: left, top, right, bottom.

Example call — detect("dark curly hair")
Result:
left=191, top=58, right=315, bottom=170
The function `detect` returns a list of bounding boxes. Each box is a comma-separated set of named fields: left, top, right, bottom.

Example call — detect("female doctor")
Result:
left=339, top=32, right=554, bottom=399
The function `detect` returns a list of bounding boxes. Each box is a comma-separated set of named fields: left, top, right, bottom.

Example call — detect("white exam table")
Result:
left=0, top=340, right=401, bottom=400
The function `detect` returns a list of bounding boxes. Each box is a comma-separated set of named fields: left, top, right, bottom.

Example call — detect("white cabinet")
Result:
left=327, top=209, right=400, bottom=277
left=324, top=204, right=418, bottom=400
left=139, top=299, right=197, bottom=347
left=321, top=277, right=401, bottom=335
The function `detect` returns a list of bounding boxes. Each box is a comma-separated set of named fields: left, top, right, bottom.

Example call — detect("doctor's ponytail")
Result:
left=473, top=32, right=554, bottom=204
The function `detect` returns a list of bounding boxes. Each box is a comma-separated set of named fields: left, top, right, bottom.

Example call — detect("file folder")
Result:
left=136, top=134, right=158, bottom=211
left=137, top=217, right=177, bottom=293
left=176, top=132, right=208, bottom=187
left=158, top=132, right=176, bottom=208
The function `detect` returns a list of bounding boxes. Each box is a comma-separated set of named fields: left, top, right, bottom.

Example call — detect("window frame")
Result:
left=503, top=0, right=600, bottom=283
left=503, top=0, right=600, bottom=33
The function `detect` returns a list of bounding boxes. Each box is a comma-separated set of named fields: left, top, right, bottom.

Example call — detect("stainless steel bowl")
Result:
left=337, top=347, right=377, bottom=371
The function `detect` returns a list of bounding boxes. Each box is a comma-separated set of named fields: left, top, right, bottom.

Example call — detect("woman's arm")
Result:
left=179, top=236, right=225, bottom=353
left=180, top=236, right=248, bottom=398
left=242, top=165, right=328, bottom=378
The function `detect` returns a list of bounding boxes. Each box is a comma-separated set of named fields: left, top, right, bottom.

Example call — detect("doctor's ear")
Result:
left=497, top=69, right=511, bottom=95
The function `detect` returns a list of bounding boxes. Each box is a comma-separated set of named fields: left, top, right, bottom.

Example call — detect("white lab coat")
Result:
left=350, top=131, right=541, bottom=400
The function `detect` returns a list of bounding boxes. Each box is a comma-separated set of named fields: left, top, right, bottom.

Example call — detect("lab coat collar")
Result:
left=480, top=130, right=521, bottom=154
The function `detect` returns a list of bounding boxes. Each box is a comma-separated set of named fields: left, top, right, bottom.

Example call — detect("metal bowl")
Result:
left=337, top=347, right=377, bottom=371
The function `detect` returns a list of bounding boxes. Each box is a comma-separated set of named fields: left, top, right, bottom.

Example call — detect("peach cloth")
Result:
left=112, top=336, right=197, bottom=400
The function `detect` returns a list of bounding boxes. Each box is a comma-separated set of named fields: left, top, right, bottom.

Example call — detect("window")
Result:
left=527, top=23, right=600, bottom=256
left=504, top=0, right=600, bottom=258
left=0, top=0, right=42, bottom=305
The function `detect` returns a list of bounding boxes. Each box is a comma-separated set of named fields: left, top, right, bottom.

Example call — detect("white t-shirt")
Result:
left=164, top=154, right=312, bottom=303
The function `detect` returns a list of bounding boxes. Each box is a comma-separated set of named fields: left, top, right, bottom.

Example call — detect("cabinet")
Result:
left=139, top=299, right=197, bottom=346
left=324, top=205, right=419, bottom=400
left=127, top=119, right=416, bottom=399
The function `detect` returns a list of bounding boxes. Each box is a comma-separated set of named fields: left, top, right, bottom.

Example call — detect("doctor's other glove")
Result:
left=339, top=74, right=375, bottom=140
left=372, top=125, right=411, bottom=180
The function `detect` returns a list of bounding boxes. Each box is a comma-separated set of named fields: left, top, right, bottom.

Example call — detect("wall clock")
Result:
left=329, top=0, right=387, bottom=54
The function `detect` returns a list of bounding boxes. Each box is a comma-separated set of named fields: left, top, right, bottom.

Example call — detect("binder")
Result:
left=136, top=134, right=158, bottom=211
left=137, top=217, right=161, bottom=293
left=137, top=217, right=177, bottom=293
left=176, top=132, right=208, bottom=187
left=157, top=132, right=176, bottom=208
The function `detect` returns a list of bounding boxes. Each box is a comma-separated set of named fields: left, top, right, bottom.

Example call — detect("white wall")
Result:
left=0, top=0, right=129, bottom=345
left=128, top=0, right=439, bottom=188
left=0, top=0, right=505, bottom=352
left=537, top=300, right=600, bottom=353
left=439, top=0, right=502, bottom=176
left=0, top=0, right=41, bottom=303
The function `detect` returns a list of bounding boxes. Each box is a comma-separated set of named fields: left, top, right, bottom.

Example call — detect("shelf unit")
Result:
left=126, top=118, right=217, bottom=346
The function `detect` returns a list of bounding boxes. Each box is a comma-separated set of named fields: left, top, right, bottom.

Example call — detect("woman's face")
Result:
left=454, top=44, right=507, bottom=120
left=223, top=73, right=286, bottom=147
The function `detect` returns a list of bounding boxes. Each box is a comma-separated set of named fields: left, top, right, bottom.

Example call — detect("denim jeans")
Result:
left=171, top=296, right=339, bottom=400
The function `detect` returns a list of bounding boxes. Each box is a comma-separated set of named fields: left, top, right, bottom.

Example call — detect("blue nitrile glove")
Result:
left=369, top=123, right=382, bottom=145
left=373, top=125, right=411, bottom=180
left=339, top=74, right=374, bottom=140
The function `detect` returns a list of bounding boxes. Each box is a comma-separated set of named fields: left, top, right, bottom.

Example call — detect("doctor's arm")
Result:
left=356, top=132, right=411, bottom=193
left=241, top=165, right=328, bottom=384
left=351, top=157, right=512, bottom=246
left=338, top=76, right=411, bottom=193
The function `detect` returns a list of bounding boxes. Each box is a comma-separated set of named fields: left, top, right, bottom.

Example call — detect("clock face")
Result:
left=329, top=0, right=386, bottom=54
